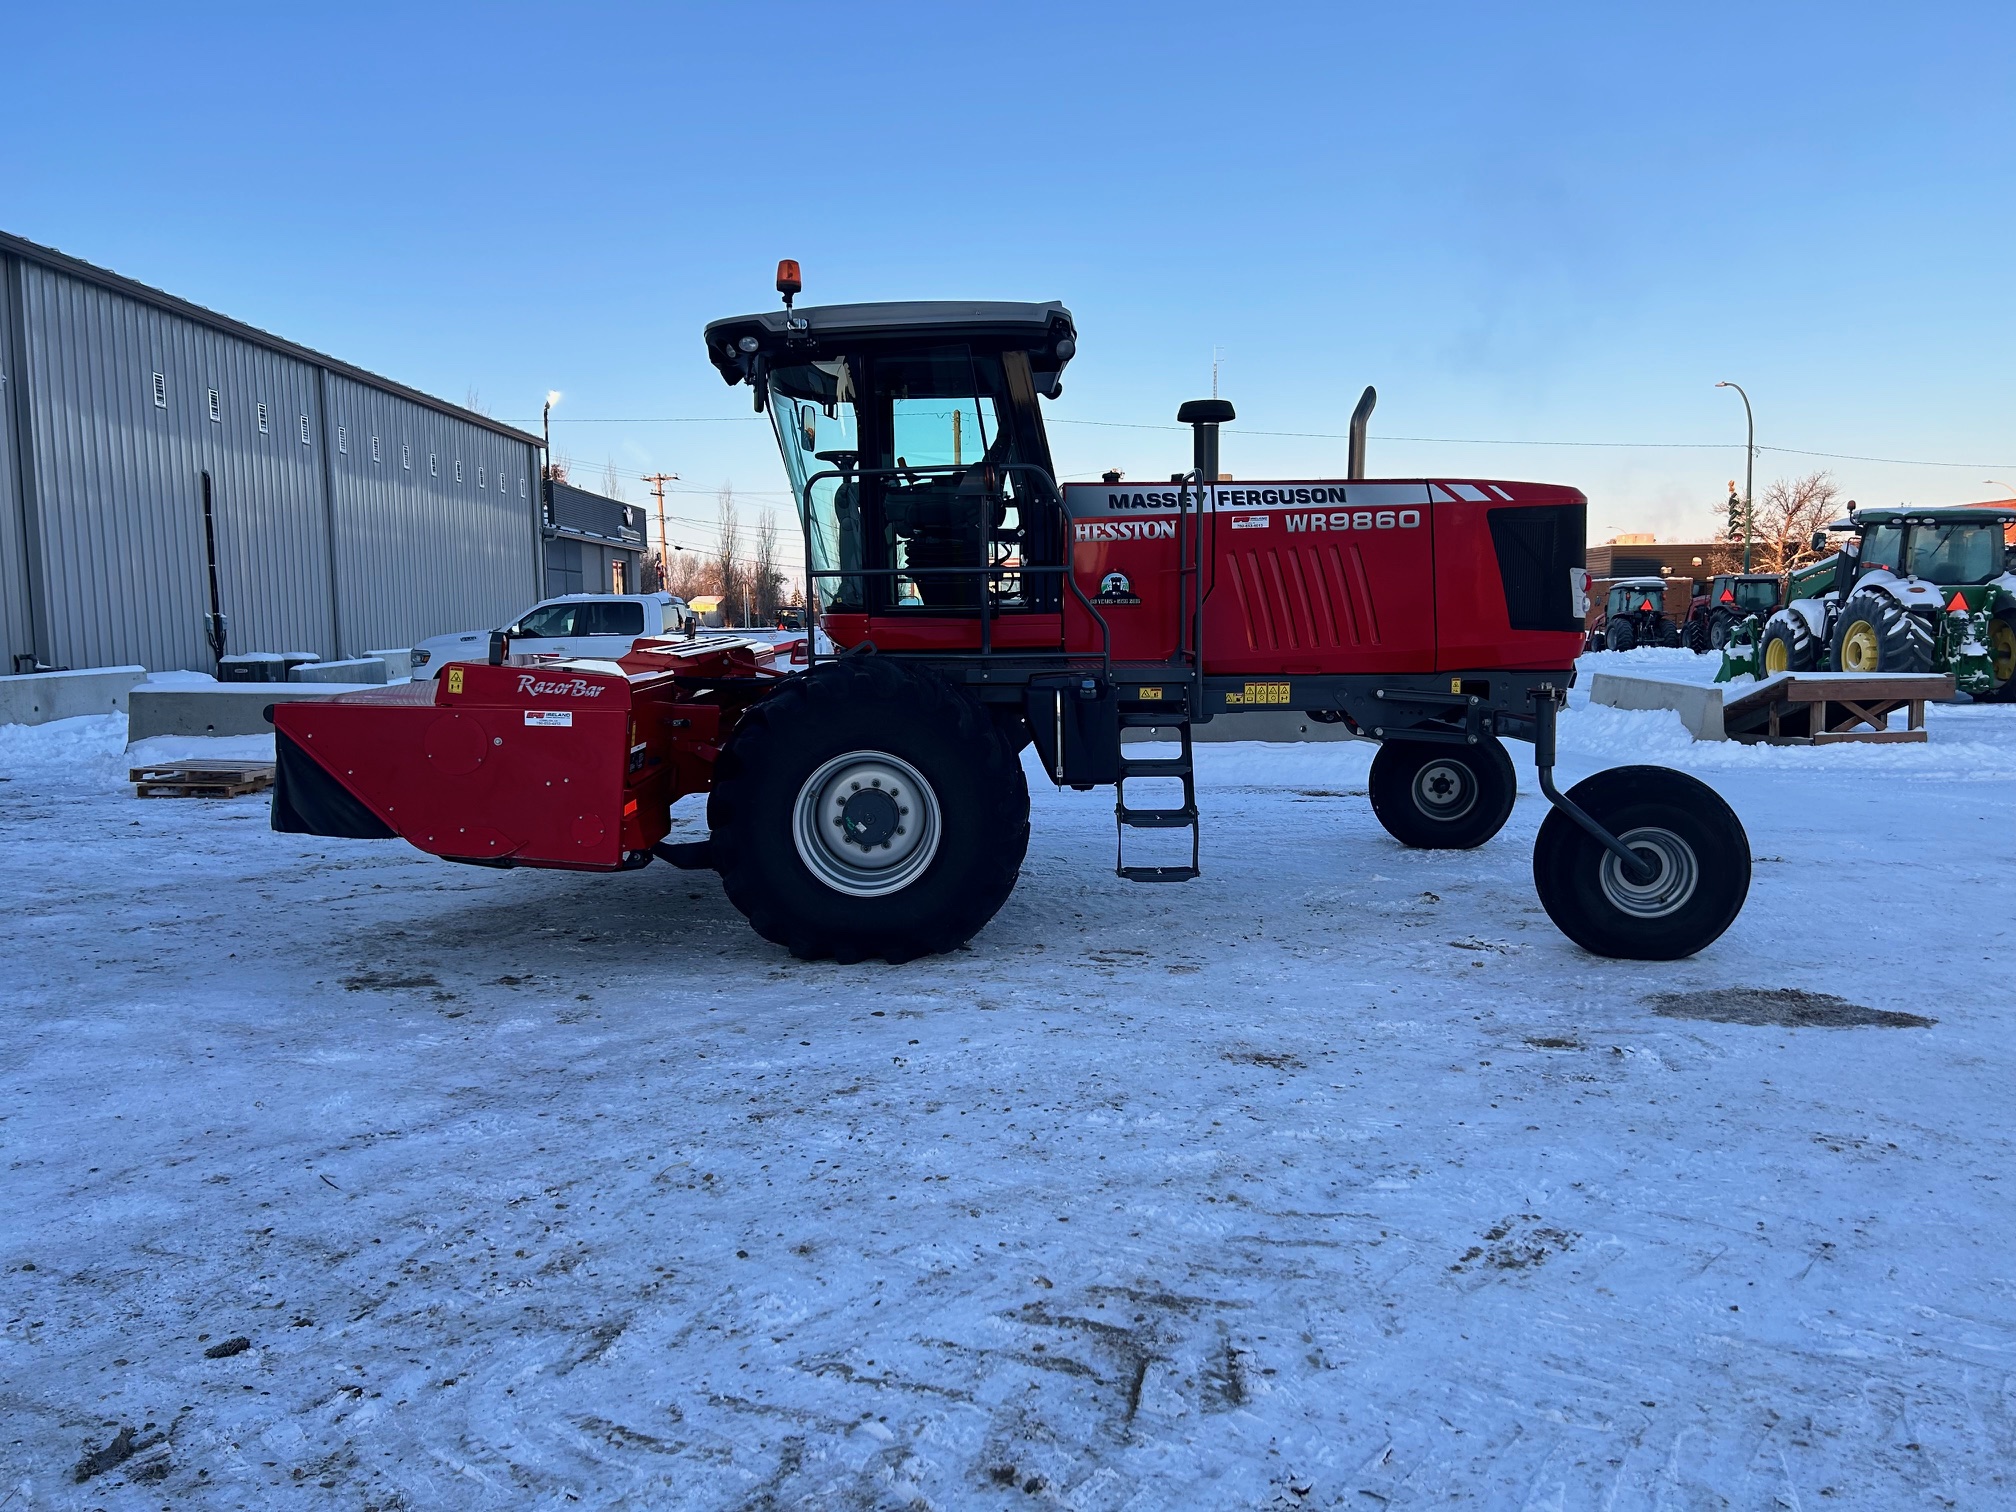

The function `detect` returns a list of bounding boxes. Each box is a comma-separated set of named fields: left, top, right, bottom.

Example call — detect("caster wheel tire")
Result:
left=1368, top=737, right=1517, bottom=850
left=707, top=657, right=1029, bottom=963
left=1532, top=765, right=1750, bottom=960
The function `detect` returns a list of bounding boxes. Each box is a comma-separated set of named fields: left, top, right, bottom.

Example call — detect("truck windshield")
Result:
left=1905, top=522, right=2001, bottom=584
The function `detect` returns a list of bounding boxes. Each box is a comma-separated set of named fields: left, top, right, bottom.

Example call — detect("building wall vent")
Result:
left=371, top=435, right=381, bottom=463
left=338, top=425, right=348, bottom=454
left=207, top=389, right=221, bottom=423
left=429, top=453, right=438, bottom=477
left=520, top=475, right=527, bottom=497
left=401, top=443, right=411, bottom=470
left=257, top=402, right=270, bottom=434
left=151, top=373, right=167, bottom=409
left=299, top=415, right=312, bottom=445
left=478, top=466, right=487, bottom=490
left=454, top=459, right=463, bottom=483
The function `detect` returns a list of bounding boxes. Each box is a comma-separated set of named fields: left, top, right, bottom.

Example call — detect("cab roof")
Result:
left=1826, top=504, right=2016, bottom=529
left=704, top=300, right=1077, bottom=389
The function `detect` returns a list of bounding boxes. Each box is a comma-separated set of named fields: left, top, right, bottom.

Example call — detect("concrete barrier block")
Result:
left=367, top=647, right=413, bottom=680
left=126, top=684, right=381, bottom=742
left=289, top=657, right=387, bottom=685
left=0, top=666, right=149, bottom=727
left=1123, top=710, right=1365, bottom=745
left=1588, top=671, right=1726, bottom=740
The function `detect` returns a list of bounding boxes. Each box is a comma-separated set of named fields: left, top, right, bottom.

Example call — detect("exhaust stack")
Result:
left=1348, top=385, right=1377, bottom=480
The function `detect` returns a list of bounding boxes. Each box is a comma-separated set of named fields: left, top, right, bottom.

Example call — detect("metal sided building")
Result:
left=0, top=229, right=547, bottom=674
left=542, top=478, right=646, bottom=598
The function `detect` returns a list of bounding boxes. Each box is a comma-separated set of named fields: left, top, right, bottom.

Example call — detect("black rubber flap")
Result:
left=271, top=730, right=396, bottom=839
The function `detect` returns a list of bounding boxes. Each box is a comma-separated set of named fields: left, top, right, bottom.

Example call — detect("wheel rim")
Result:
left=1763, top=636, right=1789, bottom=673
left=1841, top=619, right=1880, bottom=672
left=792, top=750, right=942, bottom=897
left=1411, top=759, right=1478, bottom=822
left=1598, top=826, right=1699, bottom=919
left=1992, top=620, right=2016, bottom=684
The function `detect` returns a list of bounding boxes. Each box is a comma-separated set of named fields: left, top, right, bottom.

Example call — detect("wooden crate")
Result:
left=130, top=760, right=277, bottom=799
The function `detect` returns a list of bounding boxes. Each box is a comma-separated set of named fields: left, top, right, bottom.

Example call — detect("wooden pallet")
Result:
left=130, top=760, right=276, bottom=799
left=1721, top=673, right=1954, bottom=745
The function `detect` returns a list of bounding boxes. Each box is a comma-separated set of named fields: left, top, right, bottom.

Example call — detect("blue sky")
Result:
left=6, top=2, right=2015, bottom=557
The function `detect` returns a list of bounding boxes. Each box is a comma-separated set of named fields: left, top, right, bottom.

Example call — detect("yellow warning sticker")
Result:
left=1137, top=685, right=1164, bottom=700
left=446, top=667, right=464, bottom=694
left=1451, top=677, right=1463, bottom=693
left=1226, top=681, right=1291, bottom=707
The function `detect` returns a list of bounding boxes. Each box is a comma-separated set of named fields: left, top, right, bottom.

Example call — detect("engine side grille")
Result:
left=1488, top=504, right=1586, bottom=632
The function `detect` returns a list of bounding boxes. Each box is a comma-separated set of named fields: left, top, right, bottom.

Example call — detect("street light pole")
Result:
left=1715, top=381, right=1755, bottom=572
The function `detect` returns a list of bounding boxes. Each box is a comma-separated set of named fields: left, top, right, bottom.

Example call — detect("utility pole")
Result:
left=642, top=472, right=679, bottom=590
left=1715, top=381, right=1756, bottom=572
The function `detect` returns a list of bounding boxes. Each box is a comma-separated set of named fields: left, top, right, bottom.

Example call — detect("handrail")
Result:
left=792, top=459, right=1110, bottom=680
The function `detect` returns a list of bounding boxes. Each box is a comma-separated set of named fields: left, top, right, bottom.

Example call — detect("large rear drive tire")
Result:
left=1532, top=766, right=1750, bottom=960
left=1368, top=738, right=1516, bottom=850
left=1759, top=608, right=1817, bottom=674
left=707, top=658, right=1029, bottom=963
left=1707, top=611, right=1735, bottom=651
left=1830, top=592, right=1934, bottom=675
left=1605, top=618, right=1638, bottom=652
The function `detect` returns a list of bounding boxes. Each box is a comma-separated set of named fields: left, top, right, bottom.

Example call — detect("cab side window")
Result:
left=515, top=604, right=577, bottom=638
left=578, top=601, right=645, bottom=637
left=1859, top=524, right=1904, bottom=576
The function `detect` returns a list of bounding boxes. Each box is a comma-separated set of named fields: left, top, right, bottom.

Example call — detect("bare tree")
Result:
left=601, top=458, right=628, bottom=501
left=716, top=485, right=743, bottom=624
left=664, top=547, right=713, bottom=600
left=752, top=508, right=785, bottom=622
left=1730, top=471, right=1841, bottom=574
left=464, top=387, right=490, bottom=417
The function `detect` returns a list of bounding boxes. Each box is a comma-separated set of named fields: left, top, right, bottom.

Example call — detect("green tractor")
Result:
left=1758, top=505, right=2016, bottom=698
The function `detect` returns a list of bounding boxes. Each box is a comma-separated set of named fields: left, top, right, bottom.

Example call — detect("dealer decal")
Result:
left=1229, top=515, right=1269, bottom=530
left=516, top=675, right=606, bottom=698
left=524, top=710, right=574, bottom=727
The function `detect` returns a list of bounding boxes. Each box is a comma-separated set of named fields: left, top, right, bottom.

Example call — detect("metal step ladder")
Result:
left=1115, top=698, right=1199, bottom=882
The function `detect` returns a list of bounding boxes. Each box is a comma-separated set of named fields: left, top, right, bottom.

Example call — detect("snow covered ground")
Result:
left=4, top=650, right=2014, bottom=1509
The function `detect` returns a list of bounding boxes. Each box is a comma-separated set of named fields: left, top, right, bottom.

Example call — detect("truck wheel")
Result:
left=1830, top=593, right=1933, bottom=674
left=1532, top=766, right=1750, bottom=960
left=1759, top=609, right=1817, bottom=674
left=707, top=658, right=1029, bottom=963
left=1988, top=613, right=2016, bottom=701
left=1605, top=618, right=1638, bottom=652
left=1369, top=738, right=1516, bottom=850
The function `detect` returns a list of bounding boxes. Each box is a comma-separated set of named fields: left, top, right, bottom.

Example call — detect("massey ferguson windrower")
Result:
left=272, top=266, right=1752, bottom=962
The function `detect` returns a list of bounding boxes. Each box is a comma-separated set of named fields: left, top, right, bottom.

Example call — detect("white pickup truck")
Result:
left=409, top=592, right=694, bottom=681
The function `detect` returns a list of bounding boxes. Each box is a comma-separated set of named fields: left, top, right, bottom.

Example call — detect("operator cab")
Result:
left=1819, top=510, right=2015, bottom=589
left=706, top=280, right=1076, bottom=629
left=1607, top=579, right=1667, bottom=616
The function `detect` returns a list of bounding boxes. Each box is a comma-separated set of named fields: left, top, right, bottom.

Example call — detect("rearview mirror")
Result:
left=1809, top=530, right=1827, bottom=552
left=799, top=403, right=818, bottom=453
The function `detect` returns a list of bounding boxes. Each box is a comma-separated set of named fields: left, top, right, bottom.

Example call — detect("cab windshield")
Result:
left=1730, top=579, right=1778, bottom=611
left=1905, top=522, right=2002, bottom=584
left=1611, top=584, right=1663, bottom=613
left=767, top=346, right=1059, bottom=616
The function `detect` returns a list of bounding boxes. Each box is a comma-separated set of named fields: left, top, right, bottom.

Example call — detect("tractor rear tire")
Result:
left=1830, top=593, right=1933, bottom=675
left=1988, top=612, right=2016, bottom=702
left=1532, top=766, right=1750, bottom=961
left=1759, top=609, right=1817, bottom=674
left=707, top=657, right=1029, bottom=963
left=1368, top=737, right=1516, bottom=850
left=1707, top=611, right=1735, bottom=651
left=1685, top=615, right=1711, bottom=653
left=1605, top=618, right=1638, bottom=652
